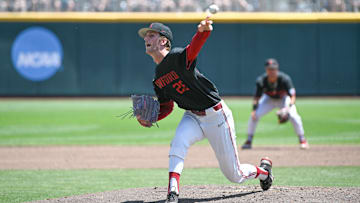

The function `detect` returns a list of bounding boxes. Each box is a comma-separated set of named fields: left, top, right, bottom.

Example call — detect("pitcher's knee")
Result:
left=169, top=135, right=193, bottom=159
left=169, top=143, right=189, bottom=159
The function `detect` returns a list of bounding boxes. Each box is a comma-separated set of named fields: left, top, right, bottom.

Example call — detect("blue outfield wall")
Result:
left=0, top=22, right=359, bottom=96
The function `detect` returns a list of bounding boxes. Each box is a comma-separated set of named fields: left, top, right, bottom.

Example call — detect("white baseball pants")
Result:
left=248, top=95, right=305, bottom=136
left=169, top=100, right=258, bottom=183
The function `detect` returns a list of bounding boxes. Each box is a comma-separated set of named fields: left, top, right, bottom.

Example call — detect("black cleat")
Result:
left=165, top=191, right=178, bottom=203
left=259, top=157, right=274, bottom=191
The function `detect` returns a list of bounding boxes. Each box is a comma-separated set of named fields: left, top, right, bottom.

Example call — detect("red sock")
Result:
left=255, top=166, right=269, bottom=180
left=168, top=172, right=180, bottom=194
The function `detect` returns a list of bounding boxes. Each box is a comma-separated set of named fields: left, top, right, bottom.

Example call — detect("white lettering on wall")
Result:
left=16, top=52, right=61, bottom=69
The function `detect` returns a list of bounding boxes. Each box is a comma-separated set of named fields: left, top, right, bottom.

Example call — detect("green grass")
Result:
left=0, top=98, right=359, bottom=146
left=0, top=98, right=359, bottom=203
left=1, top=166, right=359, bottom=203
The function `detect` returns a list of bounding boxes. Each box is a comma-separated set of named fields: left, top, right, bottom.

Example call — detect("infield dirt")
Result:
left=1, top=145, right=359, bottom=169
left=2, top=145, right=359, bottom=202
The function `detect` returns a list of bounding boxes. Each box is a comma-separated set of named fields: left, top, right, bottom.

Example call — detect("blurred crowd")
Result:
left=1, top=0, right=359, bottom=12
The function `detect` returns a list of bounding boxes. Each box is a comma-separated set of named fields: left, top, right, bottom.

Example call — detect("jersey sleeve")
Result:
left=185, top=31, right=211, bottom=70
left=157, top=100, right=174, bottom=121
left=154, top=84, right=174, bottom=120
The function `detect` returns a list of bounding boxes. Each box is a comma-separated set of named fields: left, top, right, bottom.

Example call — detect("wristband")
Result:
left=253, top=104, right=258, bottom=110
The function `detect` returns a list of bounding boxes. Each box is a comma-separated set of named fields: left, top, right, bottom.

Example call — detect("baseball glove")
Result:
left=119, top=95, right=160, bottom=127
left=276, top=108, right=289, bottom=124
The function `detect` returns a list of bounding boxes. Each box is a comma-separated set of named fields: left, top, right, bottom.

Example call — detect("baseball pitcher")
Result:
left=137, top=19, right=273, bottom=203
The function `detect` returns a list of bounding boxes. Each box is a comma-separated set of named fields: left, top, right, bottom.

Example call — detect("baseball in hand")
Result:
left=208, top=4, right=219, bottom=14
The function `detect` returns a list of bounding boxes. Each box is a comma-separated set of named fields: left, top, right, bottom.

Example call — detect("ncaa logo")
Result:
left=11, top=26, right=63, bottom=81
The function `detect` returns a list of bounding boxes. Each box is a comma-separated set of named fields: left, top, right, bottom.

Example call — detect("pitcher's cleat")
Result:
left=165, top=192, right=178, bottom=203
left=259, top=157, right=273, bottom=191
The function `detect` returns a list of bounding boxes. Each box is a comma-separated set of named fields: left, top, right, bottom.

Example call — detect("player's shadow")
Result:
left=122, top=190, right=261, bottom=203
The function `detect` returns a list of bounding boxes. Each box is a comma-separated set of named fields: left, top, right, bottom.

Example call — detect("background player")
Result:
left=242, top=58, right=309, bottom=150
left=137, top=20, right=273, bottom=203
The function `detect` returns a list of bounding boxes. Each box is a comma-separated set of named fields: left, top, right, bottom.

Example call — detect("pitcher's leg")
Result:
left=169, top=113, right=204, bottom=167
left=205, top=103, right=264, bottom=183
left=168, top=112, right=204, bottom=195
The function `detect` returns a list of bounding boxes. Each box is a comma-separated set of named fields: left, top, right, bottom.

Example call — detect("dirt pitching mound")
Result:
left=31, top=185, right=360, bottom=203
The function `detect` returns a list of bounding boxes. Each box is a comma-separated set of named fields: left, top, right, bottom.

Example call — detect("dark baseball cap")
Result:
left=265, top=58, right=279, bottom=69
left=138, top=22, right=173, bottom=43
